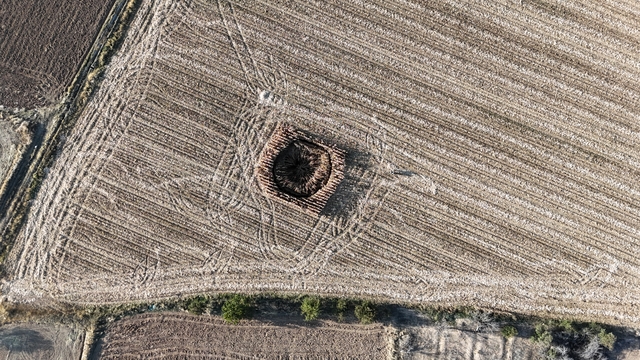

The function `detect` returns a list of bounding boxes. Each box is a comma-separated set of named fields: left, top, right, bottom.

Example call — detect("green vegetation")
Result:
left=336, top=298, right=347, bottom=322
left=185, top=295, right=209, bottom=315
left=531, top=323, right=553, bottom=345
left=597, top=329, right=616, bottom=351
left=222, top=295, right=252, bottom=324
left=500, top=325, right=518, bottom=339
left=354, top=301, right=375, bottom=324
left=300, top=296, right=320, bottom=321
left=530, top=320, right=616, bottom=359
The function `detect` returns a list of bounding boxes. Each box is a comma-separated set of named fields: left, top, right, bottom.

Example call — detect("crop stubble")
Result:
left=5, top=0, right=640, bottom=326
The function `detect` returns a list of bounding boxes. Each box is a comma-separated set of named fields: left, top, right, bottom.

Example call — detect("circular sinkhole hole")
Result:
left=272, top=139, right=332, bottom=198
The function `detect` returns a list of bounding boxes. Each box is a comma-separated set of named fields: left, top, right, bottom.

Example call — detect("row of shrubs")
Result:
left=184, top=294, right=377, bottom=325
left=83, top=294, right=617, bottom=360
left=529, top=320, right=616, bottom=360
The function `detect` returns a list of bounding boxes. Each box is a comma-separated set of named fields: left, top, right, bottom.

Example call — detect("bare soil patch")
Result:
left=0, top=0, right=115, bottom=108
left=0, top=120, right=20, bottom=190
left=94, top=312, right=390, bottom=359
left=5, top=0, right=640, bottom=327
left=0, top=322, right=84, bottom=359
left=399, top=326, right=541, bottom=360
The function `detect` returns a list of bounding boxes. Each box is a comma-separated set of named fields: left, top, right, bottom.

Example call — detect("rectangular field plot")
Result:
left=0, top=0, right=115, bottom=108
left=94, top=313, right=390, bottom=359
left=5, top=0, right=640, bottom=326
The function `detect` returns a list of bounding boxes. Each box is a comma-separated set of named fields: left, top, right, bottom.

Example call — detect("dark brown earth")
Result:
left=94, top=313, right=389, bottom=359
left=0, top=0, right=115, bottom=108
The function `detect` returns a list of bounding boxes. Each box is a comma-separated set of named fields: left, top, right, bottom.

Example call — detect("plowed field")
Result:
left=94, top=313, right=390, bottom=359
left=0, top=0, right=115, bottom=108
left=5, top=0, right=640, bottom=326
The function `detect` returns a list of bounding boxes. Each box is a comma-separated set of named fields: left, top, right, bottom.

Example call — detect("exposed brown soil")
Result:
left=94, top=312, right=390, bottom=359
left=0, top=0, right=115, bottom=108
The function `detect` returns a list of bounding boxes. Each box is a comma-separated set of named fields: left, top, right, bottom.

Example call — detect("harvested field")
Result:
left=0, top=322, right=85, bottom=359
left=5, top=0, right=640, bottom=327
left=0, top=0, right=116, bottom=108
left=93, top=312, right=390, bottom=359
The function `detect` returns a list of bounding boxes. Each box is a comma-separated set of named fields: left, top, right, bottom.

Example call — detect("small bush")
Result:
left=300, top=297, right=320, bottom=321
left=354, top=301, right=376, bottom=324
left=557, top=319, right=576, bottom=333
left=222, top=295, right=252, bottom=324
left=336, top=299, right=347, bottom=322
left=597, top=329, right=616, bottom=350
left=532, top=324, right=553, bottom=346
left=186, top=295, right=209, bottom=315
left=501, top=325, right=518, bottom=339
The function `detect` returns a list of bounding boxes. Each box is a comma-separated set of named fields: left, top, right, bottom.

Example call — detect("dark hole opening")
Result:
left=272, top=139, right=332, bottom=198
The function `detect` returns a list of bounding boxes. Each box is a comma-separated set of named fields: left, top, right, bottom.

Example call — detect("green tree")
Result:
left=300, top=296, right=320, bottom=321
left=222, top=295, right=252, bottom=324
left=354, top=301, right=376, bottom=324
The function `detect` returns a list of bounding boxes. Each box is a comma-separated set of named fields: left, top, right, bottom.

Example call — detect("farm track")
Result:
left=5, top=0, right=640, bottom=327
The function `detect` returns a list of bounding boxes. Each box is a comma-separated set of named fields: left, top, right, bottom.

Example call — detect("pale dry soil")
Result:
left=0, top=120, right=19, bottom=189
left=0, top=113, right=30, bottom=201
left=399, top=326, right=542, bottom=360
left=0, top=322, right=85, bottom=360
left=5, top=0, right=640, bottom=327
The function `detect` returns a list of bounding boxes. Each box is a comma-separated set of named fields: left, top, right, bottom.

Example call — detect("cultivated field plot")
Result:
left=93, top=312, right=390, bottom=359
left=0, top=0, right=115, bottom=108
left=400, top=326, right=540, bottom=360
left=5, top=0, right=640, bottom=326
left=0, top=322, right=85, bottom=359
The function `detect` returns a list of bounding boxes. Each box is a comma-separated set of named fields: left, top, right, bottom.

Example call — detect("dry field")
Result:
left=0, top=322, right=85, bottom=359
left=0, top=0, right=115, bottom=108
left=93, top=312, right=390, bottom=359
left=399, top=326, right=540, bottom=360
left=5, top=0, right=640, bottom=327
